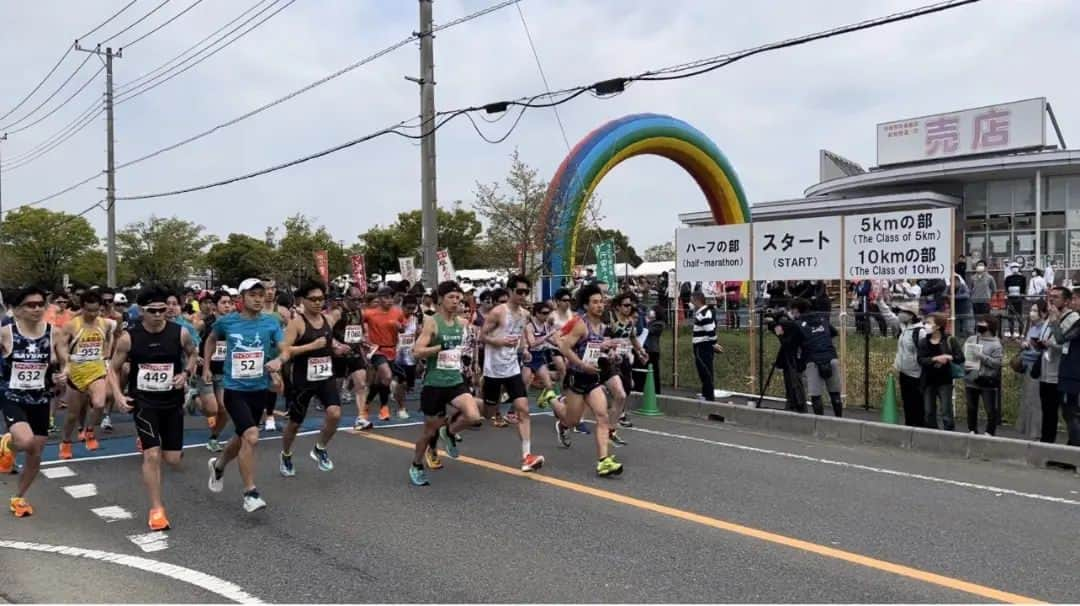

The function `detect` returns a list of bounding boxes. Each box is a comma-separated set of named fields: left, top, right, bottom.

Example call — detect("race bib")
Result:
left=343, top=325, right=363, bottom=344
left=306, top=356, right=332, bottom=381
left=582, top=342, right=604, bottom=366
left=437, top=348, right=462, bottom=371
left=137, top=363, right=174, bottom=392
left=398, top=335, right=415, bottom=350
left=73, top=341, right=103, bottom=362
left=231, top=351, right=265, bottom=380
left=9, top=361, right=47, bottom=390
left=615, top=340, right=633, bottom=358
left=211, top=342, right=227, bottom=361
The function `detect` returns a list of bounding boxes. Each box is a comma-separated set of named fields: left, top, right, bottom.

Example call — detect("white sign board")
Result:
left=877, top=98, right=1046, bottom=166
left=753, top=216, right=842, bottom=281
left=676, top=224, right=750, bottom=282
left=398, top=257, right=417, bottom=282
left=844, top=208, right=953, bottom=280
left=436, top=249, right=456, bottom=283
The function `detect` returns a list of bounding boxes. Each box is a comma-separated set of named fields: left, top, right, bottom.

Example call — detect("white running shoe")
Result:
left=263, top=418, right=277, bottom=432
left=396, top=409, right=410, bottom=420
left=242, top=491, right=267, bottom=513
left=207, top=458, right=224, bottom=493
left=100, top=415, right=113, bottom=432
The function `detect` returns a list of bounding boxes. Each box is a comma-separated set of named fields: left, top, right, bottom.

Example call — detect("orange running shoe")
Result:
left=59, top=441, right=73, bottom=460
left=148, top=507, right=170, bottom=531
left=0, top=433, right=14, bottom=474
left=77, top=428, right=86, bottom=441
left=84, top=430, right=100, bottom=452
left=378, top=405, right=390, bottom=421
left=10, top=497, right=33, bottom=517
left=521, top=453, right=545, bottom=472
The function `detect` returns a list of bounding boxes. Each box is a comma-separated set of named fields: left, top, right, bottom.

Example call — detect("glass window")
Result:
left=1043, top=212, right=1066, bottom=229
left=1043, top=230, right=1066, bottom=269
left=1014, top=214, right=1035, bottom=229
left=965, top=233, right=987, bottom=263
left=965, top=218, right=987, bottom=232
left=964, top=183, right=987, bottom=217
left=1047, top=176, right=1080, bottom=212
left=1014, top=231, right=1036, bottom=268
left=1013, top=180, right=1035, bottom=213
left=988, top=215, right=1011, bottom=231
left=988, top=232, right=1011, bottom=270
left=987, top=182, right=1014, bottom=215
left=1069, top=230, right=1080, bottom=269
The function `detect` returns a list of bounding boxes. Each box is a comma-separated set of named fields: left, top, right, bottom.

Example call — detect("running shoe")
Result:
left=279, top=452, right=295, bottom=477
left=379, top=405, right=391, bottom=421
left=609, top=430, right=627, bottom=447
left=424, top=448, right=443, bottom=470
left=396, top=408, right=410, bottom=420
left=9, top=496, right=33, bottom=518
left=100, top=415, right=113, bottom=432
left=77, top=428, right=86, bottom=442
left=554, top=420, right=571, bottom=448
left=409, top=464, right=430, bottom=486
left=84, top=430, right=100, bottom=451
left=263, top=418, right=277, bottom=432
left=207, top=458, right=224, bottom=493
left=573, top=422, right=591, bottom=435
left=596, top=455, right=623, bottom=477
left=59, top=441, right=73, bottom=460
left=618, top=414, right=634, bottom=428
left=438, top=426, right=459, bottom=458
left=310, top=445, right=334, bottom=472
left=206, top=438, right=223, bottom=453
left=0, top=434, right=13, bottom=474
left=505, top=411, right=519, bottom=424
left=148, top=507, right=170, bottom=531
left=354, top=417, right=373, bottom=431
left=538, top=389, right=557, bottom=409
left=242, top=489, right=267, bottom=513
left=48, top=417, right=57, bottom=435
left=521, top=453, right=545, bottom=472
left=491, top=415, right=509, bottom=428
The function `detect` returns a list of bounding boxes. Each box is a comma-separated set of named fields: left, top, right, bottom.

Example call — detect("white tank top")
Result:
left=483, top=305, right=526, bottom=379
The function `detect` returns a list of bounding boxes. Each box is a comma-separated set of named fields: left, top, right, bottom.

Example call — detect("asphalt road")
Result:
left=1, top=400, right=1077, bottom=603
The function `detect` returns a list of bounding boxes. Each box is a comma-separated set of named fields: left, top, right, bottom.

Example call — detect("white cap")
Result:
left=226, top=287, right=240, bottom=297
left=113, top=293, right=128, bottom=305
left=238, top=278, right=266, bottom=293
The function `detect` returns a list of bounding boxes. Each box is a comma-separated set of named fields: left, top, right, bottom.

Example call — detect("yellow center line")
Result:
left=355, top=430, right=1044, bottom=604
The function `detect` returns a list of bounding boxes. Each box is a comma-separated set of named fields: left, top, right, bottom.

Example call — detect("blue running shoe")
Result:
left=573, top=422, right=591, bottom=435
left=409, top=464, right=430, bottom=486
left=310, top=445, right=334, bottom=472
left=438, top=426, right=459, bottom=458
left=279, top=452, right=295, bottom=477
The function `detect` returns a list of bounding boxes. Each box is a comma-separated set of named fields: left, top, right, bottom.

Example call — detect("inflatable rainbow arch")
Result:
left=536, top=113, right=750, bottom=297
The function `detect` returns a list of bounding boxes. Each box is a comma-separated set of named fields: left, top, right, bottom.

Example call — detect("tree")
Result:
left=273, top=213, right=348, bottom=287
left=67, top=248, right=133, bottom=288
left=117, top=216, right=216, bottom=286
left=205, top=234, right=275, bottom=288
left=358, top=203, right=483, bottom=277
left=0, top=207, right=98, bottom=288
left=575, top=227, right=642, bottom=267
left=643, top=242, right=675, bottom=262
left=473, top=150, right=547, bottom=275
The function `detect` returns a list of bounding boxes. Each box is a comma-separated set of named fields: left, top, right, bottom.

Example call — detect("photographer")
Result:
left=768, top=306, right=806, bottom=412
left=791, top=298, right=843, bottom=417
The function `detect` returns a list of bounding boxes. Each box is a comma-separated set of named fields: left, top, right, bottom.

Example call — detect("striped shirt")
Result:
left=692, top=305, right=717, bottom=344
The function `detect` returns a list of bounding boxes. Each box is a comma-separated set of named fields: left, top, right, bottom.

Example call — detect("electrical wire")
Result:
left=120, top=0, right=206, bottom=50
left=0, top=99, right=102, bottom=167
left=0, top=107, right=104, bottom=173
left=78, top=0, right=140, bottom=41
left=0, top=172, right=103, bottom=215
left=0, top=53, right=94, bottom=132
left=2, top=65, right=105, bottom=137
left=0, top=45, right=76, bottom=123
left=513, top=1, right=570, bottom=151
left=114, top=0, right=294, bottom=106
left=97, top=0, right=172, bottom=47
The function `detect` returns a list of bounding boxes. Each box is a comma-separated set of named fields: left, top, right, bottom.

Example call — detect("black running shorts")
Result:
left=287, top=380, right=341, bottom=424
left=481, top=374, right=527, bottom=405
left=1, top=401, right=49, bottom=437
left=224, top=389, right=276, bottom=436
left=134, top=405, right=184, bottom=451
left=420, top=383, right=470, bottom=417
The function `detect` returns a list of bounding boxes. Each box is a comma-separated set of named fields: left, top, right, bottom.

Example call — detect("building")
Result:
left=680, top=97, right=1078, bottom=287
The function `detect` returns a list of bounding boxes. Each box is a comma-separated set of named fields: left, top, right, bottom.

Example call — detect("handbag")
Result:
left=950, top=362, right=966, bottom=380
left=1009, top=354, right=1026, bottom=374
left=1029, top=354, right=1043, bottom=380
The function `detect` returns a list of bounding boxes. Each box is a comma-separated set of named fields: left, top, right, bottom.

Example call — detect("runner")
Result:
left=604, top=293, right=648, bottom=444
left=54, top=290, right=116, bottom=459
left=391, top=294, right=421, bottom=420
left=280, top=280, right=340, bottom=476
left=548, top=288, right=574, bottom=384
left=202, top=279, right=288, bottom=512
left=0, top=287, right=55, bottom=517
left=108, top=286, right=197, bottom=530
left=481, top=275, right=545, bottom=472
left=364, top=286, right=407, bottom=422
left=552, top=283, right=623, bottom=476
left=261, top=280, right=290, bottom=433
left=198, top=290, right=234, bottom=452
left=523, top=301, right=558, bottom=409
left=98, top=289, right=128, bottom=434
left=408, top=281, right=483, bottom=486
left=331, top=286, right=372, bottom=430
left=167, top=292, right=205, bottom=442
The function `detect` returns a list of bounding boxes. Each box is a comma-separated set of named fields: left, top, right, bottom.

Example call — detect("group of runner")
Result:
left=0, top=274, right=649, bottom=529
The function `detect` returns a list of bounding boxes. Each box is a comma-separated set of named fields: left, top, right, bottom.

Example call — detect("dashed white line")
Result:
left=91, top=505, right=134, bottom=523
left=40, top=465, right=77, bottom=479
left=127, top=532, right=170, bottom=553
left=61, top=483, right=98, bottom=499
left=0, top=540, right=261, bottom=603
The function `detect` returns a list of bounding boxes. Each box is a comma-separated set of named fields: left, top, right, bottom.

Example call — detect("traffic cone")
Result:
left=633, top=365, right=664, bottom=417
left=881, top=374, right=899, bottom=425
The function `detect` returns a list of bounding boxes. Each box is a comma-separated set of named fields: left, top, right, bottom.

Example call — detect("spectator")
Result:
left=1004, top=263, right=1026, bottom=337
left=963, top=315, right=1003, bottom=435
left=639, top=304, right=665, bottom=394
left=954, top=269, right=973, bottom=339
left=689, top=291, right=722, bottom=402
left=917, top=312, right=963, bottom=431
left=723, top=281, right=742, bottom=329
left=766, top=281, right=788, bottom=311
left=1041, top=287, right=1075, bottom=443
left=969, top=260, right=995, bottom=316
left=1017, top=300, right=1048, bottom=440
left=878, top=298, right=925, bottom=427
left=1051, top=286, right=1080, bottom=446
left=1028, top=268, right=1048, bottom=299
left=770, top=306, right=806, bottom=412
left=792, top=298, right=842, bottom=417
left=810, top=280, right=831, bottom=315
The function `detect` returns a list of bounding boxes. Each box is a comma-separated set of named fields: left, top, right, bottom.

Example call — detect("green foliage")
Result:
left=358, top=203, right=482, bottom=277
left=205, top=233, right=275, bottom=288
left=0, top=207, right=98, bottom=289
left=117, top=215, right=216, bottom=285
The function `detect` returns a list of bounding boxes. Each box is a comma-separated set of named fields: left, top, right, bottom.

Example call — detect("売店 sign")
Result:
left=676, top=224, right=750, bottom=282
left=752, top=216, right=842, bottom=281
left=844, top=208, right=953, bottom=279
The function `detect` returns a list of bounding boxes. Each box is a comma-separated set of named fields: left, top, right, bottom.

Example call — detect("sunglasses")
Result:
left=21, top=301, right=45, bottom=309
left=103, top=299, right=114, bottom=304
left=144, top=307, right=167, bottom=315
left=539, top=309, right=551, bottom=315
left=55, top=300, right=69, bottom=305
left=306, top=296, right=325, bottom=303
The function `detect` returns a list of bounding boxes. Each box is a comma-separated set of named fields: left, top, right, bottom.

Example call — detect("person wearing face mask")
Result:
left=969, top=261, right=996, bottom=317
left=962, top=315, right=1003, bottom=435
left=878, top=298, right=925, bottom=427
left=917, top=312, right=963, bottom=431
left=1016, top=301, right=1048, bottom=440
left=1003, top=263, right=1027, bottom=338
left=1050, top=286, right=1080, bottom=446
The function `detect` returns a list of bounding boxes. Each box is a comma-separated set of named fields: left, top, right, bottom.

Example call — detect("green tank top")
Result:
left=424, top=314, right=465, bottom=387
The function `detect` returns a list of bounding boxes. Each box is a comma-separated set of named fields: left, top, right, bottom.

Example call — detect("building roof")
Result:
left=679, top=191, right=959, bottom=225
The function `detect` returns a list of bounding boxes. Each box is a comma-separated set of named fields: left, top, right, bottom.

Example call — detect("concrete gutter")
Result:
left=638, top=394, right=1080, bottom=473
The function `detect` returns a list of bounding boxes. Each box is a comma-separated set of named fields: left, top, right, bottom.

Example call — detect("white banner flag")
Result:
left=436, top=249, right=456, bottom=283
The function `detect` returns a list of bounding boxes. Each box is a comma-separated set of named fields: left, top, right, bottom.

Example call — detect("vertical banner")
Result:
left=314, top=250, right=330, bottom=286
left=436, top=249, right=456, bottom=283
left=398, top=257, right=416, bottom=283
left=350, top=254, right=368, bottom=295
left=594, top=240, right=617, bottom=287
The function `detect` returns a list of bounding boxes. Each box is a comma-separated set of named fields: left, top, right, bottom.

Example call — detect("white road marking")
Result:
left=128, top=531, right=170, bottom=553
left=40, top=466, right=76, bottom=479
left=91, top=505, right=134, bottom=522
left=0, top=540, right=261, bottom=603
left=629, top=425, right=1080, bottom=507
left=61, top=483, right=98, bottom=499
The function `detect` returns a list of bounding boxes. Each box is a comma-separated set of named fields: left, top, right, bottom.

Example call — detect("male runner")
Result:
left=109, top=286, right=197, bottom=530
left=55, top=290, right=116, bottom=459
left=409, top=281, right=483, bottom=486
left=332, top=286, right=372, bottom=430
left=548, top=288, right=574, bottom=384
left=203, top=279, right=288, bottom=512
left=604, top=293, right=648, bottom=444
left=481, top=275, right=544, bottom=472
left=364, top=286, right=406, bottom=421
left=0, top=287, right=55, bottom=517
left=524, top=301, right=558, bottom=408
left=198, top=290, right=234, bottom=452
left=392, top=294, right=421, bottom=420
left=552, top=283, right=622, bottom=476
left=280, top=280, right=340, bottom=476
left=98, top=288, right=128, bottom=433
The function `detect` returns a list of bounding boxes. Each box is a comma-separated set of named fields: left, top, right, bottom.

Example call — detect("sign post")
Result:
left=436, top=249, right=455, bottom=284
left=594, top=240, right=617, bottom=289
left=398, top=257, right=417, bottom=283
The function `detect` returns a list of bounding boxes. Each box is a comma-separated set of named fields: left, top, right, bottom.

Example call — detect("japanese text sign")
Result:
left=844, top=208, right=953, bottom=280
left=313, top=250, right=329, bottom=286
left=436, top=249, right=455, bottom=283
left=398, top=257, right=416, bottom=283
left=877, top=98, right=1045, bottom=166
left=594, top=240, right=617, bottom=287
left=350, top=254, right=368, bottom=295
left=753, top=216, right=841, bottom=281
left=676, top=224, right=750, bottom=282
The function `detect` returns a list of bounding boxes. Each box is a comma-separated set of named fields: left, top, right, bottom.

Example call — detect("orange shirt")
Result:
left=363, top=307, right=405, bottom=359
left=44, top=305, right=74, bottom=328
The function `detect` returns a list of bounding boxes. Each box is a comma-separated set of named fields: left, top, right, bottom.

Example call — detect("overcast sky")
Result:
left=1, top=0, right=1076, bottom=256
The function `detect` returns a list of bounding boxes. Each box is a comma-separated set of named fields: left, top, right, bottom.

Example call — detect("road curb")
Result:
left=634, top=394, right=1080, bottom=473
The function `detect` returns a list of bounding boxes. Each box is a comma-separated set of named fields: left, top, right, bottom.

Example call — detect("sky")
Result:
left=1, top=0, right=1078, bottom=258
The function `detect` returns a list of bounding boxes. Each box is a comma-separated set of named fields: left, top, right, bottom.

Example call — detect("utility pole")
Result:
left=76, top=43, right=121, bottom=287
left=412, top=0, right=438, bottom=285
left=0, top=132, right=7, bottom=220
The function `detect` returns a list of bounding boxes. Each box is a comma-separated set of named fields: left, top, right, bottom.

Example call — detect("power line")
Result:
left=114, top=0, right=294, bottom=106
left=1, top=171, right=103, bottom=215
left=120, top=0, right=206, bottom=50
left=78, top=0, right=140, bottom=41
left=97, top=0, right=172, bottom=47
left=2, top=64, right=105, bottom=137
left=513, top=1, right=570, bottom=151
left=0, top=99, right=102, bottom=168
left=1, top=106, right=104, bottom=173
left=0, top=53, right=95, bottom=132
left=0, top=46, right=76, bottom=123
left=115, top=0, right=519, bottom=171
